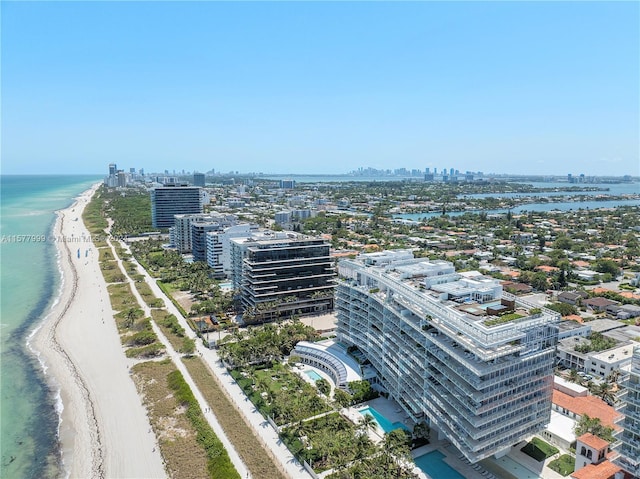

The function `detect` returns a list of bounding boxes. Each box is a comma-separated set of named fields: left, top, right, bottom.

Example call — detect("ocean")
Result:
left=0, top=175, right=101, bottom=479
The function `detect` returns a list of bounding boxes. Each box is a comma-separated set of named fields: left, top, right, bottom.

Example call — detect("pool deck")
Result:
left=413, top=442, right=487, bottom=479
left=292, top=368, right=567, bottom=479
left=481, top=440, right=565, bottom=479
left=325, top=393, right=566, bottom=479
left=419, top=438, right=566, bottom=479
left=295, top=363, right=334, bottom=395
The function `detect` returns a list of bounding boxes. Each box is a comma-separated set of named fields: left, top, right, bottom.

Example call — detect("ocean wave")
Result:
left=53, top=386, right=71, bottom=479
left=26, top=222, right=66, bottom=349
left=2, top=176, right=96, bottom=479
left=24, top=216, right=69, bottom=479
left=24, top=326, right=68, bottom=479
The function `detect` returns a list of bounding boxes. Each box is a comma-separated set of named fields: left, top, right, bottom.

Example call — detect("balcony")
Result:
left=345, top=267, right=558, bottom=350
left=614, top=455, right=640, bottom=476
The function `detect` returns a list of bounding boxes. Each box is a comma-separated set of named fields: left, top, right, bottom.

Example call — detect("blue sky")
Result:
left=2, top=1, right=638, bottom=176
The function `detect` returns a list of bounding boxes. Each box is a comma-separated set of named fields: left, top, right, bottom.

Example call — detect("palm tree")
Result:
left=254, top=375, right=272, bottom=401
left=123, top=307, right=139, bottom=328
left=328, top=432, right=354, bottom=473
left=606, top=369, right=621, bottom=384
left=354, top=433, right=373, bottom=461
left=568, top=369, right=580, bottom=384
left=595, top=382, right=617, bottom=406
left=358, top=414, right=377, bottom=435
left=382, top=429, right=412, bottom=475
left=412, top=421, right=430, bottom=444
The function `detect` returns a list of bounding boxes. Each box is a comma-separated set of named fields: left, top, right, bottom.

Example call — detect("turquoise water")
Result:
left=0, top=175, right=101, bottom=479
left=358, top=406, right=409, bottom=433
left=461, top=182, right=639, bottom=198
left=305, top=370, right=323, bottom=381
left=397, top=199, right=640, bottom=221
left=414, top=450, right=466, bottom=479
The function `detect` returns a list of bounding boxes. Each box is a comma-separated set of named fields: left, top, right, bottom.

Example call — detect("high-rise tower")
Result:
left=150, top=186, right=203, bottom=228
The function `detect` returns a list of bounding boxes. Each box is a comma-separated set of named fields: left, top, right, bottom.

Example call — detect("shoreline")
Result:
left=29, top=184, right=165, bottom=478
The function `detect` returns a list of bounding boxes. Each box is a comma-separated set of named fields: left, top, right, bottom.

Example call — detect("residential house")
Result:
left=558, top=291, right=589, bottom=306
left=552, top=389, right=622, bottom=430
left=583, top=297, right=620, bottom=313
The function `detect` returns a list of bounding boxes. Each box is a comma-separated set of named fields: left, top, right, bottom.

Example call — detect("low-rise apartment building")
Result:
left=557, top=338, right=634, bottom=379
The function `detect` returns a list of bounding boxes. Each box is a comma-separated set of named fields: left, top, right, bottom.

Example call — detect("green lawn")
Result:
left=520, top=437, right=558, bottom=462
left=548, top=454, right=574, bottom=476
left=232, top=363, right=331, bottom=426
left=485, top=313, right=524, bottom=327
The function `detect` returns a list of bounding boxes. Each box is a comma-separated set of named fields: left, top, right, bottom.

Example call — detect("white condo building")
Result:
left=614, top=347, right=640, bottom=477
left=171, top=213, right=237, bottom=254
left=336, top=251, right=559, bottom=463
left=205, top=224, right=260, bottom=278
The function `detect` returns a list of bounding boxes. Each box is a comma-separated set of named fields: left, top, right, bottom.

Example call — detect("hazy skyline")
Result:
left=2, top=1, right=638, bottom=176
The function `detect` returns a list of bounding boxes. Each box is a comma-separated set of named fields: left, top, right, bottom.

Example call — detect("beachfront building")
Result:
left=205, top=223, right=259, bottom=278
left=230, top=232, right=335, bottom=323
left=151, top=185, right=203, bottom=228
left=170, top=213, right=237, bottom=255
left=613, top=347, right=640, bottom=478
left=172, top=213, right=217, bottom=253
left=191, top=215, right=238, bottom=263
left=191, top=221, right=224, bottom=263
left=335, top=250, right=560, bottom=463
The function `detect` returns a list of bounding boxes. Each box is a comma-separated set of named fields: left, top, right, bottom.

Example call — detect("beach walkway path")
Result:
left=121, top=242, right=313, bottom=479
left=108, top=237, right=253, bottom=479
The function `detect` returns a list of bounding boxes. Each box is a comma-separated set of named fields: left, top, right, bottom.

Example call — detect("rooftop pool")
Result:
left=415, top=450, right=465, bottom=479
left=358, top=406, right=408, bottom=434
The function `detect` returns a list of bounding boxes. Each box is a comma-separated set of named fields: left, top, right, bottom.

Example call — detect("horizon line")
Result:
left=2, top=172, right=639, bottom=179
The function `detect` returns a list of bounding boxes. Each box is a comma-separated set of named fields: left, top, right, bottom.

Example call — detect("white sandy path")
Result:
left=31, top=186, right=165, bottom=479
left=120, top=242, right=313, bottom=479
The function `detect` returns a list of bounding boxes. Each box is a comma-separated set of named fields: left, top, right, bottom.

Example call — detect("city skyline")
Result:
left=2, top=1, right=638, bottom=176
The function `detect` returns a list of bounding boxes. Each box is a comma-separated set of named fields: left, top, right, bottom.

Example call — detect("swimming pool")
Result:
left=305, top=370, right=323, bottom=381
left=358, top=406, right=409, bottom=433
left=414, top=450, right=465, bottom=479
left=489, top=455, right=541, bottom=479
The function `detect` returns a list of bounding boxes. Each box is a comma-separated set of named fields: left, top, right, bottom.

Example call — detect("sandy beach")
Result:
left=30, top=185, right=165, bottom=479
